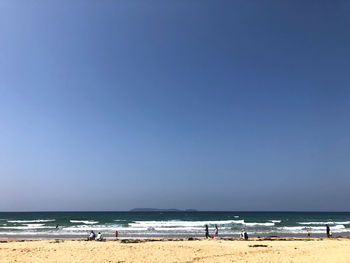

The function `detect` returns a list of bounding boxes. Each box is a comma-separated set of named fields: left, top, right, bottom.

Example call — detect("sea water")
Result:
left=0, top=211, right=349, bottom=239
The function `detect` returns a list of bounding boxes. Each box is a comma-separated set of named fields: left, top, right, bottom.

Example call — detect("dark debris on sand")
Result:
left=249, top=244, right=269, bottom=248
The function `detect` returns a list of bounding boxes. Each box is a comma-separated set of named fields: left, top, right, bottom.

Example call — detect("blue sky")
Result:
left=0, top=0, right=349, bottom=211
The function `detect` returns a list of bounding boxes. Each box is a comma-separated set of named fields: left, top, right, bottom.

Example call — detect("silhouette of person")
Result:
left=326, top=224, right=330, bottom=238
left=205, top=224, right=209, bottom=238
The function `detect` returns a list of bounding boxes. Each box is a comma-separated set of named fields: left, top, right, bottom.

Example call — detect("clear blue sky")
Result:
left=1, top=0, right=349, bottom=211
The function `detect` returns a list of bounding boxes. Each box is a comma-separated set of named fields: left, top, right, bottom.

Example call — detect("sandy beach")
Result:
left=1, top=238, right=350, bottom=263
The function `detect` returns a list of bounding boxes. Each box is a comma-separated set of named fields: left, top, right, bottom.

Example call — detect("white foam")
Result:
left=298, top=221, right=350, bottom=225
left=152, top=227, right=218, bottom=231
left=7, top=219, right=56, bottom=223
left=281, top=226, right=309, bottom=231
left=129, top=220, right=244, bottom=228
left=336, top=221, right=350, bottom=225
left=61, top=222, right=238, bottom=233
left=1, top=224, right=56, bottom=230
left=63, top=224, right=130, bottom=231
left=269, top=220, right=281, bottom=223
left=244, top=222, right=275, bottom=226
left=281, top=225, right=346, bottom=233
left=10, top=233, right=67, bottom=236
left=70, top=220, right=99, bottom=225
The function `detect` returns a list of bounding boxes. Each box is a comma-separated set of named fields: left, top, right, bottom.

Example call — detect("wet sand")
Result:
left=1, top=237, right=350, bottom=262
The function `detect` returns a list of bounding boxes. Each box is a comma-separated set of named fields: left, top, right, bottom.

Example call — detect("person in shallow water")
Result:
left=96, top=232, right=103, bottom=241
left=326, top=224, right=330, bottom=238
left=240, top=229, right=244, bottom=239
left=214, top=224, right=218, bottom=237
left=240, top=229, right=248, bottom=240
left=244, top=230, right=248, bottom=240
left=205, top=224, right=209, bottom=238
left=88, top=230, right=95, bottom=240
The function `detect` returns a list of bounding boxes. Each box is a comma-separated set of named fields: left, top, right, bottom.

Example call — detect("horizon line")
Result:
left=1, top=210, right=350, bottom=213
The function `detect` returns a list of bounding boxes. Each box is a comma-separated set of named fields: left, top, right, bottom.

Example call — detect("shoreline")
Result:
left=2, top=236, right=350, bottom=242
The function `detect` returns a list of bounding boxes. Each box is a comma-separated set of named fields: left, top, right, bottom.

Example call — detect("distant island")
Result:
left=130, top=208, right=198, bottom=212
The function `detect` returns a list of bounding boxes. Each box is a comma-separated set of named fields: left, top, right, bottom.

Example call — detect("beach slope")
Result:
left=1, top=238, right=350, bottom=263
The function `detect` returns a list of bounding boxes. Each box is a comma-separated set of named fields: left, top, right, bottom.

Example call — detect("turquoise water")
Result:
left=0, top=212, right=349, bottom=239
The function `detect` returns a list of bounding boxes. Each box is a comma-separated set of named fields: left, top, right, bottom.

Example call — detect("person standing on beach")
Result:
left=205, top=224, right=209, bottom=238
left=240, top=229, right=244, bottom=239
left=326, top=224, right=330, bottom=237
left=244, top=230, right=248, bottom=240
left=215, top=225, right=218, bottom=237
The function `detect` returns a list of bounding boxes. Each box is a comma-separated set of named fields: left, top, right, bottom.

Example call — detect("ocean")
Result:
left=0, top=211, right=349, bottom=239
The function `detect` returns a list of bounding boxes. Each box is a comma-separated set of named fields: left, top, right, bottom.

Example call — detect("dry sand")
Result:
left=1, top=238, right=350, bottom=263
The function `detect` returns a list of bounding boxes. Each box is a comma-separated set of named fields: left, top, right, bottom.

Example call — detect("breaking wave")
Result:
left=7, top=219, right=56, bottom=223
left=298, top=221, right=350, bottom=225
left=0, top=224, right=56, bottom=230
left=70, top=220, right=99, bottom=225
